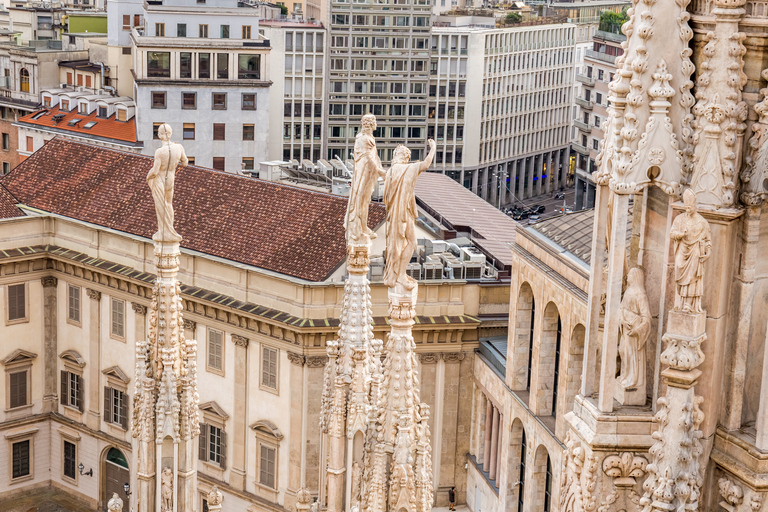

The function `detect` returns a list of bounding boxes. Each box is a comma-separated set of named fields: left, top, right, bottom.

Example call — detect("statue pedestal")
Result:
left=615, top=380, right=646, bottom=406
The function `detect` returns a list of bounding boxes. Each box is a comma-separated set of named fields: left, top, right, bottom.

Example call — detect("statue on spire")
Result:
left=147, top=123, right=188, bottom=244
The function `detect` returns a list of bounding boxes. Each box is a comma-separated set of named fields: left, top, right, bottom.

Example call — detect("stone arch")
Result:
left=531, top=444, right=553, bottom=511
left=533, top=302, right=561, bottom=416
left=563, top=323, right=585, bottom=417
left=510, top=282, right=535, bottom=390
left=505, top=419, right=526, bottom=512
left=19, top=68, right=29, bottom=93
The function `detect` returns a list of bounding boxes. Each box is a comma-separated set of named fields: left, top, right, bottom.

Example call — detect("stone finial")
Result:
left=86, top=288, right=101, bottom=300
left=108, top=493, right=124, bottom=512
left=132, top=302, right=148, bottom=315
left=41, top=276, right=58, bottom=288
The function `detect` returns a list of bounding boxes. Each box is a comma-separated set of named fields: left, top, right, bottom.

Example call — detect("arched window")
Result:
left=19, top=68, right=29, bottom=93
left=518, top=430, right=526, bottom=510
left=552, top=316, right=562, bottom=416
left=526, top=297, right=535, bottom=391
left=543, top=455, right=553, bottom=511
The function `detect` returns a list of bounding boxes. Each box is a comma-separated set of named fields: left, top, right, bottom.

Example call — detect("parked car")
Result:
left=531, top=205, right=545, bottom=214
left=527, top=214, right=541, bottom=224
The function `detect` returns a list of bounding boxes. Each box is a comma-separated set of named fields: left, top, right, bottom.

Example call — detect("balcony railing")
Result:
left=575, top=97, right=593, bottom=110
left=572, top=142, right=589, bottom=155
left=576, top=74, right=595, bottom=86
left=574, top=119, right=590, bottom=132
left=585, top=48, right=618, bottom=65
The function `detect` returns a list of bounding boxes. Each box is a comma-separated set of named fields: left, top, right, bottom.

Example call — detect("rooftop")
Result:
left=0, top=184, right=21, bottom=219
left=0, top=138, right=386, bottom=282
left=414, top=172, right=518, bottom=269
left=16, top=105, right=139, bottom=146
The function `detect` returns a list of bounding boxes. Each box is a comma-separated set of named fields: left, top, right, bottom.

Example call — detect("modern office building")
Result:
left=430, top=21, right=575, bottom=206
left=572, top=29, right=624, bottom=209
left=261, top=19, right=327, bottom=163
left=130, top=0, right=274, bottom=173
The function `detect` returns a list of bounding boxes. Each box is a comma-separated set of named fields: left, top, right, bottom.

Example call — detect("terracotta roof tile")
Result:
left=0, top=184, right=22, bottom=219
left=16, top=105, right=138, bottom=144
left=0, top=138, right=387, bottom=281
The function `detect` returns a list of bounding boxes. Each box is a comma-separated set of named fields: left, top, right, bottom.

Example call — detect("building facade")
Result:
left=131, top=0, right=274, bottom=172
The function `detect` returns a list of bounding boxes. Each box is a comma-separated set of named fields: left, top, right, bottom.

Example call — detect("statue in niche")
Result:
left=350, top=460, right=362, bottom=507
left=670, top=189, right=712, bottom=313
left=108, top=493, right=124, bottom=512
left=161, top=466, right=174, bottom=512
left=383, top=140, right=437, bottom=290
left=618, top=267, right=652, bottom=391
left=345, top=114, right=385, bottom=245
left=147, top=123, right=188, bottom=244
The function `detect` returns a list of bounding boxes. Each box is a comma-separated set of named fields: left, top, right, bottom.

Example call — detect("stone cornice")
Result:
left=41, top=275, right=58, bottom=288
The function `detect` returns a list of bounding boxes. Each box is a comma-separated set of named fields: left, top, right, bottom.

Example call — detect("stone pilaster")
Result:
left=41, top=276, right=58, bottom=412
left=86, top=287, right=101, bottom=429
left=231, top=334, right=249, bottom=490
left=132, top=302, right=147, bottom=342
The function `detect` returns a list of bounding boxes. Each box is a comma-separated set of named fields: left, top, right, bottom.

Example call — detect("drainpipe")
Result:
left=97, top=62, right=116, bottom=96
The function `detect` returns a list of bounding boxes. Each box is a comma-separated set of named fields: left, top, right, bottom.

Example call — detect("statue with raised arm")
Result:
left=147, top=123, right=188, bottom=244
left=670, top=189, right=712, bottom=313
left=383, top=139, right=436, bottom=290
left=618, top=267, right=652, bottom=391
left=345, top=114, right=385, bottom=245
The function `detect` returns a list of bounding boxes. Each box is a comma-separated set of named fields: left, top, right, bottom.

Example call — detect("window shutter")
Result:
left=104, top=386, right=111, bottom=423
left=198, top=423, right=208, bottom=461
left=219, top=430, right=227, bottom=469
left=77, top=374, right=84, bottom=412
left=121, top=392, right=129, bottom=430
left=60, top=371, right=68, bottom=406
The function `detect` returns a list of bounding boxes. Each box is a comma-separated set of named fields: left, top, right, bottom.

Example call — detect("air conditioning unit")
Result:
left=425, top=239, right=448, bottom=256
left=406, top=262, right=422, bottom=281
left=423, top=255, right=443, bottom=280
left=439, top=253, right=464, bottom=280
left=461, top=246, right=486, bottom=265
left=369, top=257, right=384, bottom=281
left=464, top=262, right=483, bottom=280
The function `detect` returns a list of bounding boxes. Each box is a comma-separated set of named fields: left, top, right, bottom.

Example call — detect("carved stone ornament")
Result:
left=206, top=485, right=224, bottom=507
left=740, top=66, right=768, bottom=206
left=305, top=356, right=327, bottom=368
left=296, top=487, right=313, bottom=506
left=660, top=332, right=706, bottom=370
left=595, top=0, right=695, bottom=197
left=602, top=452, right=648, bottom=487
left=443, top=352, right=465, bottom=363
left=231, top=334, right=249, bottom=347
left=718, top=477, right=744, bottom=512
left=86, top=288, right=101, bottom=301
left=418, top=353, right=441, bottom=364
left=41, top=276, right=58, bottom=288
left=131, top=302, right=148, bottom=315
left=750, top=493, right=764, bottom=511
left=182, top=318, right=196, bottom=330
left=670, top=190, right=712, bottom=313
left=287, top=351, right=306, bottom=366
left=108, top=493, right=124, bottom=512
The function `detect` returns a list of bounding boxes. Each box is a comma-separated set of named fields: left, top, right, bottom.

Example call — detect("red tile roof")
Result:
left=0, top=184, right=22, bottom=219
left=1, top=138, right=386, bottom=281
left=16, top=105, right=138, bottom=144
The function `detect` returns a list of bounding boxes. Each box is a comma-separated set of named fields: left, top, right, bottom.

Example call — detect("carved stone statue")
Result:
left=345, top=114, right=385, bottom=245
left=618, top=267, right=652, bottom=391
left=383, top=140, right=436, bottom=289
left=310, top=498, right=320, bottom=512
left=670, top=189, right=712, bottom=313
left=147, top=123, right=188, bottom=244
left=108, top=493, right=124, bottom=512
left=351, top=460, right=362, bottom=506
left=161, top=466, right=174, bottom=512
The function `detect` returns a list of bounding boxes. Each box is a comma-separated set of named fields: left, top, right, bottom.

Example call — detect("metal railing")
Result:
left=574, top=119, right=590, bottom=132
left=585, top=48, right=617, bottom=64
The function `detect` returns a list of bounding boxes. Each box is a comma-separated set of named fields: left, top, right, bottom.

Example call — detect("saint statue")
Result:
left=383, top=140, right=436, bottom=290
left=147, top=123, right=188, bottom=244
left=350, top=460, right=362, bottom=506
left=670, top=189, right=712, bottom=313
left=345, top=114, right=385, bottom=245
left=161, top=466, right=174, bottom=512
left=618, top=267, right=652, bottom=391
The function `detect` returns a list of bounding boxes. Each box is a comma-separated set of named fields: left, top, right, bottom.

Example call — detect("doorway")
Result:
left=103, top=447, right=130, bottom=510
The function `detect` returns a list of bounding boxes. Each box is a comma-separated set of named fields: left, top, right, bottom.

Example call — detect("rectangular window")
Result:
left=26, top=136, right=33, bottom=153
left=242, top=25, right=251, bottom=39
left=111, top=298, right=124, bottom=338
left=9, top=370, right=27, bottom=408
left=177, top=23, right=186, bottom=37
left=216, top=54, right=229, bottom=79
left=183, top=123, right=195, bottom=140
left=61, top=370, right=83, bottom=411
left=207, top=329, right=223, bottom=372
left=63, top=441, right=76, bottom=480
left=2, top=162, right=8, bottom=175
left=238, top=54, right=260, bottom=80
left=220, top=25, right=229, bottom=38
left=147, top=51, right=171, bottom=78
left=182, top=92, right=196, bottom=109
left=134, top=14, right=140, bottom=27
left=212, top=157, right=225, bottom=171
left=259, top=445, right=276, bottom=488
left=8, top=283, right=25, bottom=321
left=153, top=123, right=162, bottom=139
left=12, top=440, right=30, bottom=479
left=152, top=91, right=166, bottom=108
left=104, top=387, right=128, bottom=428
left=261, top=346, right=278, bottom=390
left=212, top=93, right=226, bottom=110
left=199, top=53, right=211, bottom=79
left=209, top=425, right=222, bottom=463
left=2, top=133, right=8, bottom=151
left=117, top=109, right=127, bottom=122
left=242, top=157, right=254, bottom=170
left=243, top=124, right=254, bottom=140
left=180, top=52, right=192, bottom=78
left=155, top=23, right=165, bottom=37
left=98, top=106, right=107, bottom=118
left=241, top=93, right=256, bottom=110
left=122, top=14, right=130, bottom=30
left=68, top=284, right=80, bottom=323
left=213, top=124, right=225, bottom=141
left=199, top=24, right=209, bottom=38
